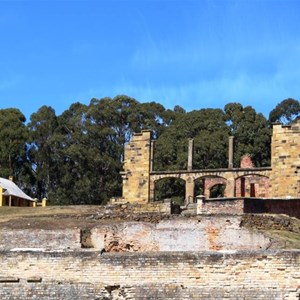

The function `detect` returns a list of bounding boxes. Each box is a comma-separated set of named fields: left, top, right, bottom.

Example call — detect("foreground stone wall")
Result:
left=0, top=217, right=271, bottom=252
left=0, top=229, right=80, bottom=250
left=89, top=217, right=271, bottom=252
left=0, top=250, right=299, bottom=299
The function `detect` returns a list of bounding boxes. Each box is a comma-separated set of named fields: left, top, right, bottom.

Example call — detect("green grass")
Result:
left=265, top=230, right=300, bottom=249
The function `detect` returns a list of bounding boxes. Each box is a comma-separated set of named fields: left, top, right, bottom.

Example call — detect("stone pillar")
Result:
left=187, top=139, right=194, bottom=171
left=196, top=195, right=205, bottom=214
left=228, top=136, right=234, bottom=168
left=225, top=178, right=235, bottom=198
left=121, top=130, right=152, bottom=203
left=185, top=177, right=195, bottom=204
left=149, top=178, right=155, bottom=202
left=150, top=140, right=155, bottom=172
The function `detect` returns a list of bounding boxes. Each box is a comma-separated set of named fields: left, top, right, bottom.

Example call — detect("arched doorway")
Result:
left=195, top=176, right=227, bottom=199
left=154, top=177, right=186, bottom=205
left=209, top=183, right=226, bottom=198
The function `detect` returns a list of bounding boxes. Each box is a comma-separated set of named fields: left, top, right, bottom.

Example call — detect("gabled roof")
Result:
left=0, top=177, right=34, bottom=201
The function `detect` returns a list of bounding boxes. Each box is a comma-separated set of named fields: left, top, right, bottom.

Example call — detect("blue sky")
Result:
left=0, top=0, right=300, bottom=121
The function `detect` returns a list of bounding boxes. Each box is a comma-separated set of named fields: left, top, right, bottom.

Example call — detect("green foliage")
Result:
left=154, top=178, right=185, bottom=204
left=28, top=105, right=58, bottom=199
left=0, top=108, right=31, bottom=189
left=224, top=103, right=271, bottom=167
left=0, top=96, right=279, bottom=205
left=269, top=98, right=300, bottom=124
left=154, top=108, right=229, bottom=170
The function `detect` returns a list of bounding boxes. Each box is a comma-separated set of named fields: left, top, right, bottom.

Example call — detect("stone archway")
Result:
left=153, top=177, right=186, bottom=205
left=194, top=176, right=227, bottom=199
left=209, top=183, right=226, bottom=198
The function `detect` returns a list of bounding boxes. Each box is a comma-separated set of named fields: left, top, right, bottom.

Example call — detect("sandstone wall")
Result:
left=0, top=250, right=298, bottom=299
left=271, top=120, right=300, bottom=198
left=121, top=130, right=152, bottom=203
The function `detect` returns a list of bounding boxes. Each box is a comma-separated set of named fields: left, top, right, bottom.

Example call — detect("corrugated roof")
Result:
left=0, top=177, right=34, bottom=201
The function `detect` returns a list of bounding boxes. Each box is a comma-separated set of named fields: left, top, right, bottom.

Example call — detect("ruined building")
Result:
left=120, top=119, right=300, bottom=203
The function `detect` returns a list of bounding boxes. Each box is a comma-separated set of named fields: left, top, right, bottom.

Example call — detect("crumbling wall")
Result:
left=0, top=250, right=298, bottom=299
left=88, top=217, right=271, bottom=252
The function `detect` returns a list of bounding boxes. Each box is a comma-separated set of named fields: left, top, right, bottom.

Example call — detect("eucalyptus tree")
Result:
left=0, top=108, right=30, bottom=187
left=269, top=98, right=300, bottom=124
left=28, top=105, right=59, bottom=199
left=154, top=108, right=229, bottom=171
left=224, top=103, right=271, bottom=167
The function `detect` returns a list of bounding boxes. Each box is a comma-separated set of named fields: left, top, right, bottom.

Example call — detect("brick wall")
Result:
left=235, top=175, right=270, bottom=198
left=0, top=250, right=298, bottom=299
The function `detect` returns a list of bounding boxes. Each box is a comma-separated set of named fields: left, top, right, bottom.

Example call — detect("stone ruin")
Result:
left=120, top=119, right=300, bottom=204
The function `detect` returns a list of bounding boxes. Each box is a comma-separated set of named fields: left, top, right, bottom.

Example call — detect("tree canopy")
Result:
left=269, top=98, right=300, bottom=124
left=0, top=96, right=286, bottom=204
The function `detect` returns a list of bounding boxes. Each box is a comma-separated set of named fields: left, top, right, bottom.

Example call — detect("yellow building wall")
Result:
left=121, top=130, right=152, bottom=203
left=270, top=119, right=300, bottom=198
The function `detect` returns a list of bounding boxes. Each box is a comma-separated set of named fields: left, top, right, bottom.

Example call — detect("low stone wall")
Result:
left=107, top=201, right=172, bottom=214
left=0, top=229, right=81, bottom=250
left=0, top=250, right=298, bottom=299
left=197, top=198, right=244, bottom=215
left=197, top=197, right=300, bottom=219
left=244, top=198, right=300, bottom=219
left=241, top=214, right=300, bottom=233
left=89, top=217, right=271, bottom=252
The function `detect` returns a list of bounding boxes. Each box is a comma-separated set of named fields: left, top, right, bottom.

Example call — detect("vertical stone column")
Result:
left=228, top=136, right=234, bottom=168
left=196, top=195, right=205, bottom=214
left=185, top=176, right=195, bottom=204
left=225, top=178, right=235, bottom=198
left=0, top=187, right=3, bottom=207
left=187, top=139, right=194, bottom=171
left=150, top=140, right=155, bottom=172
left=121, top=130, right=152, bottom=203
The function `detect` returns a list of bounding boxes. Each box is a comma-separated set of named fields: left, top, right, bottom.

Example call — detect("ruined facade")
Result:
left=121, top=119, right=300, bottom=203
left=271, top=121, right=300, bottom=198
